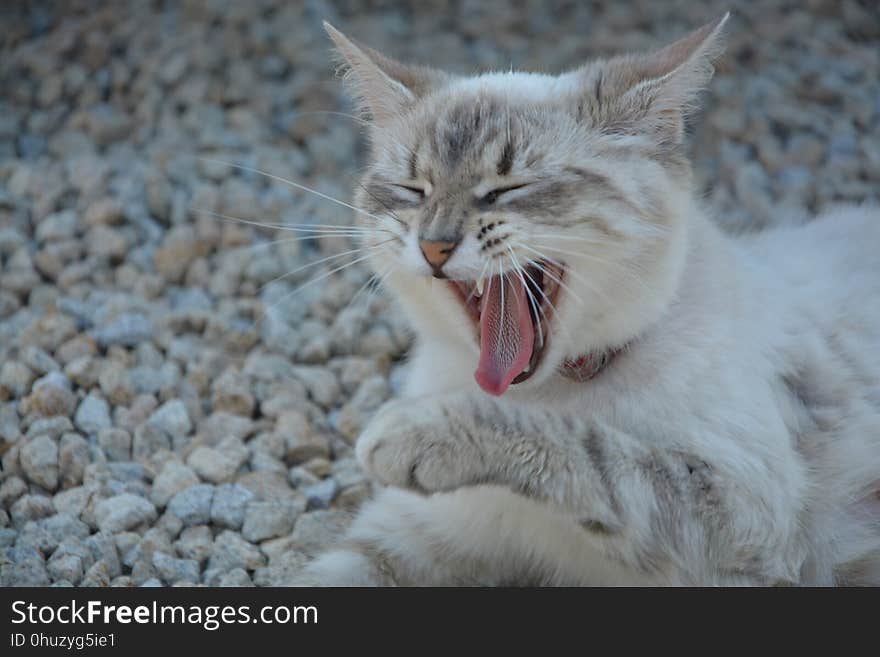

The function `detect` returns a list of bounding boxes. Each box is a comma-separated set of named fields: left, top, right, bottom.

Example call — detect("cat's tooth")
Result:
left=475, top=274, right=485, bottom=296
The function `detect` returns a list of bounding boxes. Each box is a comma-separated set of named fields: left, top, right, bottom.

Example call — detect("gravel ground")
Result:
left=0, top=0, right=878, bottom=587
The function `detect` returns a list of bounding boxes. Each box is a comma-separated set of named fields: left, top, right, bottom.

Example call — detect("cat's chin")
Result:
left=445, top=260, right=565, bottom=392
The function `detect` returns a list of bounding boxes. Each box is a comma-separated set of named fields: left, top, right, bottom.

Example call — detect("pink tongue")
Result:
left=474, top=274, right=535, bottom=396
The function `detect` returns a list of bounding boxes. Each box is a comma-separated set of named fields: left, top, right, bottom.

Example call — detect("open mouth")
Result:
left=448, top=261, right=564, bottom=396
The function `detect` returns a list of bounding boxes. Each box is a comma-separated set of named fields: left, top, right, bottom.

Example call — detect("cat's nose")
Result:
left=419, top=238, right=459, bottom=276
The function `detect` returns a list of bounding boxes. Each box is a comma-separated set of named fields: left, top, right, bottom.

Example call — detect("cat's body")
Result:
left=300, top=17, right=880, bottom=585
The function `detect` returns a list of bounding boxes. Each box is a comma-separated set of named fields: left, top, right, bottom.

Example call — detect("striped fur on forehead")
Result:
left=431, top=96, right=506, bottom=170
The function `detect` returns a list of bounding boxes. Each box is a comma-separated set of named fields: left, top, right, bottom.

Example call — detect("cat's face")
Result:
left=327, top=16, right=727, bottom=395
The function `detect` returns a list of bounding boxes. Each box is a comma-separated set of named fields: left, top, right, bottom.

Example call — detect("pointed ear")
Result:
left=577, top=13, right=730, bottom=144
left=324, top=22, right=448, bottom=125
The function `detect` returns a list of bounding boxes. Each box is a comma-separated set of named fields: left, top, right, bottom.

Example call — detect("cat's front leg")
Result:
left=355, top=395, right=491, bottom=492
left=356, top=393, right=803, bottom=584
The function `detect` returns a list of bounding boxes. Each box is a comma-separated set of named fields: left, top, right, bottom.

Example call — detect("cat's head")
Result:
left=327, top=15, right=728, bottom=396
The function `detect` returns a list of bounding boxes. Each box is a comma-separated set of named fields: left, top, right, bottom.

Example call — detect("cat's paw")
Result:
left=356, top=399, right=480, bottom=492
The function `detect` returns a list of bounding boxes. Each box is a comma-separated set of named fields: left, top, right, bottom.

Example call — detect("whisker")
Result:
left=192, top=207, right=390, bottom=235
left=197, top=158, right=389, bottom=224
left=507, top=246, right=544, bottom=348
left=287, top=110, right=371, bottom=127
left=260, top=248, right=389, bottom=329
left=466, top=259, right=491, bottom=305
left=531, top=242, right=652, bottom=292
left=528, top=251, right=605, bottom=307
left=498, top=260, right=505, bottom=343
left=530, top=259, right=587, bottom=308
left=228, top=234, right=356, bottom=257
left=345, top=261, right=396, bottom=313
left=515, top=242, right=564, bottom=267
left=516, top=255, right=575, bottom=345
left=529, top=233, right=607, bottom=245
left=284, top=110, right=420, bottom=164
left=530, top=243, right=615, bottom=261
left=259, top=239, right=395, bottom=294
left=514, top=243, right=590, bottom=308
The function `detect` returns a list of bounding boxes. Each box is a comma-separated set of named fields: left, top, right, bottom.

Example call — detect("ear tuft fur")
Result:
left=574, top=13, right=730, bottom=144
left=324, top=22, right=448, bottom=125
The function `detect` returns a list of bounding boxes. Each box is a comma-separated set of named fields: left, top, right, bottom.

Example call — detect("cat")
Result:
left=297, top=14, right=880, bottom=585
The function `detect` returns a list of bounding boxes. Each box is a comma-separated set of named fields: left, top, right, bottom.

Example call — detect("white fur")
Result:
left=305, top=17, right=880, bottom=586
left=382, top=201, right=880, bottom=585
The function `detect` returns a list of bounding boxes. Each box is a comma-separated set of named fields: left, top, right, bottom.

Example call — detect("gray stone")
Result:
left=156, top=510, right=183, bottom=540
left=132, top=422, right=171, bottom=462
left=288, top=465, right=321, bottom=489
left=58, top=433, right=90, bottom=488
left=277, top=410, right=330, bottom=463
left=122, top=527, right=173, bottom=569
left=174, top=525, right=213, bottom=563
left=20, top=512, right=90, bottom=553
left=27, top=416, right=74, bottom=440
left=291, top=366, right=340, bottom=408
left=21, top=344, right=60, bottom=374
left=98, top=427, right=131, bottom=461
left=241, top=498, right=305, bottom=543
left=211, top=369, right=255, bottom=416
left=152, top=551, right=200, bottom=584
left=36, top=210, right=78, bottom=242
left=52, top=485, right=94, bottom=517
left=198, top=412, right=255, bottom=443
left=10, top=494, right=55, bottom=527
left=20, top=434, right=59, bottom=490
left=209, top=483, right=254, bottom=530
left=0, top=402, right=20, bottom=442
left=148, top=400, right=192, bottom=439
left=114, top=533, right=140, bottom=561
left=94, top=494, right=157, bottom=533
left=47, top=553, right=85, bottom=584
left=92, top=314, right=152, bottom=348
left=22, top=372, right=77, bottom=417
left=83, top=103, right=131, bottom=146
left=186, top=445, right=239, bottom=484
left=98, top=362, right=134, bottom=405
left=80, top=559, right=113, bottom=586
left=218, top=568, right=253, bottom=587
left=0, top=528, right=18, bottom=547
left=106, top=461, right=148, bottom=483
left=206, top=530, right=265, bottom=574
left=1, top=548, right=50, bottom=586
left=166, top=484, right=214, bottom=526
left=304, top=478, right=338, bottom=510
left=252, top=551, right=310, bottom=586
left=287, top=510, right=351, bottom=556
left=0, top=476, right=27, bottom=507
left=151, top=461, right=199, bottom=507
left=74, top=393, right=111, bottom=435
left=84, top=197, right=125, bottom=226
left=0, top=361, right=35, bottom=397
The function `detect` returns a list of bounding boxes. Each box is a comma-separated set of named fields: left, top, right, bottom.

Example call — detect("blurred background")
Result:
left=0, top=0, right=878, bottom=587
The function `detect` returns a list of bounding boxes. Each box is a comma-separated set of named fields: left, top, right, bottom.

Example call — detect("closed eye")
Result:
left=391, top=184, right=426, bottom=203
left=480, top=183, right=530, bottom=206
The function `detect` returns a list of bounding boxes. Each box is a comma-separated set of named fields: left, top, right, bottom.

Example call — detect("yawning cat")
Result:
left=298, top=14, right=880, bottom=585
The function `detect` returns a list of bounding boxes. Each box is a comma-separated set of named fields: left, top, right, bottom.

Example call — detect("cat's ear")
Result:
left=575, top=13, right=729, bottom=145
left=324, top=22, right=447, bottom=124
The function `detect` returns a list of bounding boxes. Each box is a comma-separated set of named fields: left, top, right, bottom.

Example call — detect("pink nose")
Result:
left=419, top=239, right=458, bottom=270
